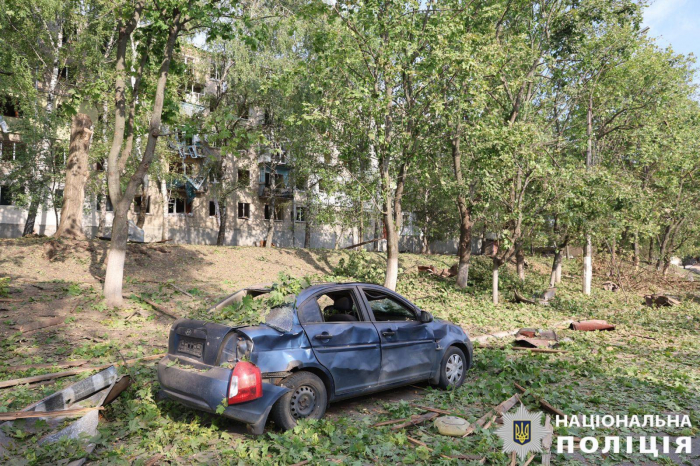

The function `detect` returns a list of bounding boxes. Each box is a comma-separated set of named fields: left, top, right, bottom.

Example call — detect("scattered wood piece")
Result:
left=482, top=414, right=497, bottom=430
left=0, top=354, right=164, bottom=389
left=523, top=454, right=535, bottom=466
left=514, top=290, right=537, bottom=305
left=0, top=406, right=103, bottom=421
left=289, top=461, right=309, bottom=466
left=140, top=297, right=179, bottom=319
left=5, top=359, right=88, bottom=373
left=390, top=411, right=439, bottom=430
left=511, top=347, right=568, bottom=354
left=17, top=316, right=65, bottom=333
left=541, top=415, right=553, bottom=465
left=513, top=383, right=566, bottom=418
left=144, top=454, right=163, bottom=466
left=168, top=283, right=194, bottom=298
left=462, top=394, right=520, bottom=437
left=509, top=451, right=516, bottom=466
left=411, top=404, right=452, bottom=415
left=417, top=264, right=458, bottom=278
left=372, top=417, right=409, bottom=427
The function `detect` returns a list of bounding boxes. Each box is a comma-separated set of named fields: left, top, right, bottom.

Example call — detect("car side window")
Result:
left=301, top=290, right=363, bottom=323
left=363, top=290, right=417, bottom=322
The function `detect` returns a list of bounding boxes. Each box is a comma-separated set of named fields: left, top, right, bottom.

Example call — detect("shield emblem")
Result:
left=513, top=420, right=531, bottom=445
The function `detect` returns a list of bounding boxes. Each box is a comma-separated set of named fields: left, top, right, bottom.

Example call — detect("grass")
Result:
left=0, top=246, right=698, bottom=465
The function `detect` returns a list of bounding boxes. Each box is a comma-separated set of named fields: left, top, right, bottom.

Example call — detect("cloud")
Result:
left=644, top=0, right=688, bottom=27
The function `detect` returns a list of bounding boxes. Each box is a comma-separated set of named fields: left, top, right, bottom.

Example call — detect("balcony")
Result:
left=258, top=183, right=293, bottom=200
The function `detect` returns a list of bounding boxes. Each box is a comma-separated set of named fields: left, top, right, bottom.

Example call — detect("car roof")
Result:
left=295, top=282, right=392, bottom=303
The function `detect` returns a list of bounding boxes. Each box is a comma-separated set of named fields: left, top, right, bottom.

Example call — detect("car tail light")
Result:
left=227, top=361, right=262, bottom=405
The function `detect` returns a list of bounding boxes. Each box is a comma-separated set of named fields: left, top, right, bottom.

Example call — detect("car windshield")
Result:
left=263, top=303, right=294, bottom=332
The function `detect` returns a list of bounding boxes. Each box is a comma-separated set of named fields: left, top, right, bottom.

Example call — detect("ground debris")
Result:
left=644, top=294, right=681, bottom=307
left=417, top=264, right=458, bottom=278
left=570, top=320, right=616, bottom=331
left=514, top=328, right=558, bottom=349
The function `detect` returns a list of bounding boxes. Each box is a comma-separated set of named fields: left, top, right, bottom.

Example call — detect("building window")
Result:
left=264, top=204, right=284, bottom=221
left=295, top=207, right=306, bottom=222
left=134, top=195, right=151, bottom=214
left=168, top=197, right=191, bottom=215
left=0, top=96, right=21, bottom=118
left=237, top=169, right=250, bottom=187
left=264, top=172, right=285, bottom=188
left=0, top=140, right=26, bottom=162
left=0, top=185, right=13, bottom=205
left=106, top=196, right=113, bottom=212
left=209, top=200, right=216, bottom=217
left=237, top=202, right=250, bottom=219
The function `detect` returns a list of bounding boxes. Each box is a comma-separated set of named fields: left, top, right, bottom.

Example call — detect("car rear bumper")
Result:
left=157, top=356, right=288, bottom=434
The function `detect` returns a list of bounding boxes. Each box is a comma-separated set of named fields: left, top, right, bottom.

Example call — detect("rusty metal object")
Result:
left=570, top=320, right=615, bottom=331
left=514, top=328, right=558, bottom=348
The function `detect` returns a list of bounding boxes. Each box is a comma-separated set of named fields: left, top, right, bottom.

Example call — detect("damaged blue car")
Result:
left=157, top=283, right=473, bottom=434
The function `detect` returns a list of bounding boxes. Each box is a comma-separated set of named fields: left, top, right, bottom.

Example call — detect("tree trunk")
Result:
left=385, top=224, right=399, bottom=290
left=662, top=259, right=670, bottom=276
left=23, top=201, right=39, bottom=236
left=161, top=178, right=168, bottom=242
left=608, top=238, right=617, bottom=277
left=492, top=260, right=500, bottom=305
left=55, top=114, right=93, bottom=239
left=217, top=202, right=227, bottom=246
left=516, top=240, right=525, bottom=281
left=373, top=215, right=380, bottom=251
left=304, top=218, right=311, bottom=248
left=647, top=236, right=654, bottom=263
left=97, top=182, right=108, bottom=237
left=451, top=127, right=472, bottom=289
left=633, top=231, right=640, bottom=270
left=583, top=236, right=592, bottom=295
left=104, top=205, right=129, bottom=307
left=550, top=250, right=563, bottom=288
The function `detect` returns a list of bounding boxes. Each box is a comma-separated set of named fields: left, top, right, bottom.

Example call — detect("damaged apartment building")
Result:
left=0, top=46, right=462, bottom=254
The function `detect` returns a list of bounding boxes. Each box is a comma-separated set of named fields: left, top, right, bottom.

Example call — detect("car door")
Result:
left=298, top=286, right=381, bottom=395
left=361, top=287, right=436, bottom=385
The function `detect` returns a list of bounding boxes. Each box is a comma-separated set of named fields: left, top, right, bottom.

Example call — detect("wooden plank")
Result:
left=140, top=297, right=178, bottom=319
left=411, top=404, right=452, bottom=415
left=463, top=394, right=520, bottom=438
left=511, top=347, right=567, bottom=354
left=5, top=359, right=88, bottom=372
left=541, top=415, right=553, bottom=465
left=0, top=406, right=103, bottom=421
left=0, top=353, right=164, bottom=389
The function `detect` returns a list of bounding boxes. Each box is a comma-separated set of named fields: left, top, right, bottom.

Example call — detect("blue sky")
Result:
left=643, top=0, right=699, bottom=60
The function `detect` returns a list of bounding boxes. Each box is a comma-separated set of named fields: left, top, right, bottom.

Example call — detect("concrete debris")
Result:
left=570, top=320, right=616, bottom=331
left=417, top=264, right=458, bottom=278
left=601, top=281, right=619, bottom=292
left=644, top=294, right=681, bottom=307
left=0, top=367, right=130, bottom=465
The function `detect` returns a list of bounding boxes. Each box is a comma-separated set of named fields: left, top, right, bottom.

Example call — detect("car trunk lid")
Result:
left=168, top=319, right=235, bottom=366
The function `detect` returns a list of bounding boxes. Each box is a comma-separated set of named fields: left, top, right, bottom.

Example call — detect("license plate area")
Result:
left=177, top=337, right=204, bottom=358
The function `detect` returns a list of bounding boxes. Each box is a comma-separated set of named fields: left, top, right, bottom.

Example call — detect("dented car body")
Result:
left=157, top=283, right=473, bottom=434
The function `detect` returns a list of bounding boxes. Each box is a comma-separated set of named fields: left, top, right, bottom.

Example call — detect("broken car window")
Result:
left=263, top=304, right=294, bottom=332
left=364, top=290, right=417, bottom=322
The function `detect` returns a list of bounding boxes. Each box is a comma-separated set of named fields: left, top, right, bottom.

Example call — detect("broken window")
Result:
left=295, top=207, right=306, bottom=222
left=363, top=290, right=418, bottom=322
left=0, top=96, right=21, bottom=118
left=0, top=185, right=13, bottom=205
left=209, top=200, right=216, bottom=217
left=168, top=197, right=191, bottom=215
left=264, top=172, right=285, bottom=188
left=237, top=169, right=250, bottom=187
left=310, top=290, right=364, bottom=323
left=264, top=204, right=284, bottom=221
left=238, top=202, right=250, bottom=219
left=134, top=196, right=151, bottom=214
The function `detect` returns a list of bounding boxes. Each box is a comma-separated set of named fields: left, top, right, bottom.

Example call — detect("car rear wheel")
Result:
left=270, top=371, right=327, bottom=430
left=437, top=346, right=466, bottom=389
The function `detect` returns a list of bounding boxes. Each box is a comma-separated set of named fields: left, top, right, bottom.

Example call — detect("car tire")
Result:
left=437, top=346, right=467, bottom=389
left=270, top=371, right=327, bottom=430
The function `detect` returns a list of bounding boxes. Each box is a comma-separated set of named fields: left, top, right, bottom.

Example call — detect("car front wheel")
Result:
left=437, top=346, right=466, bottom=389
left=270, top=371, right=327, bottom=430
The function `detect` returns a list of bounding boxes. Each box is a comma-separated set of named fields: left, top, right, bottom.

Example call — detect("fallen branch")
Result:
left=513, top=383, right=566, bottom=418
left=140, top=297, right=179, bottom=319
left=510, top=347, right=568, bottom=354
left=168, top=283, right=194, bottom=298
left=462, top=394, right=520, bottom=437
left=390, top=411, right=438, bottom=430
left=541, top=415, right=553, bottom=465
left=0, top=406, right=103, bottom=421
left=17, top=316, right=65, bottom=333
left=0, top=353, right=164, bottom=389
left=411, top=404, right=452, bottom=415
